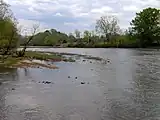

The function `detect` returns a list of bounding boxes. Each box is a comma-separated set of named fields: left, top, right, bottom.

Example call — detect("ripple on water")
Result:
left=0, top=48, right=160, bottom=120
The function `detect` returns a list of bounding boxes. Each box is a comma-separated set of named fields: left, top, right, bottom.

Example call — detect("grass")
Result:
left=0, top=51, right=75, bottom=68
left=24, top=51, right=63, bottom=61
left=63, top=57, right=75, bottom=62
left=0, top=57, right=21, bottom=67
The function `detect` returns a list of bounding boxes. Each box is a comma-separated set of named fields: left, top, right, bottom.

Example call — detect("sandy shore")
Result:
left=12, top=59, right=58, bottom=69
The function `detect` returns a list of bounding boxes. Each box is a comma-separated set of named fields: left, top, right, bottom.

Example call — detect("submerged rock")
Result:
left=107, top=59, right=110, bottom=63
left=75, top=77, right=78, bottom=79
left=12, top=88, right=15, bottom=90
left=13, top=60, right=58, bottom=69
left=45, top=81, right=52, bottom=84
left=42, top=81, right=53, bottom=84
left=81, top=82, right=85, bottom=84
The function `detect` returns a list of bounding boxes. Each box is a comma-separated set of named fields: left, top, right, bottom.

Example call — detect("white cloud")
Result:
left=123, top=5, right=139, bottom=12
left=55, top=13, right=63, bottom=16
left=91, top=6, right=113, bottom=14
left=134, top=0, right=160, bottom=7
left=64, top=22, right=90, bottom=29
left=4, top=0, right=160, bottom=33
left=28, top=7, right=41, bottom=15
left=18, top=19, right=49, bottom=35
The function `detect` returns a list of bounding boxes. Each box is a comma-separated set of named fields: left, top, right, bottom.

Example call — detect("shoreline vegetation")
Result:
left=0, top=51, right=75, bottom=69
left=20, top=45, right=160, bottom=49
left=0, top=0, right=159, bottom=69
left=21, top=8, right=160, bottom=49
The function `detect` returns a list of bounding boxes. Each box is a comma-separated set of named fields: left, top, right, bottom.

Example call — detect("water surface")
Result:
left=0, top=48, right=160, bottom=120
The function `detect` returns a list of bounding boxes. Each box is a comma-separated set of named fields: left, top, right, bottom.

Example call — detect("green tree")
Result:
left=0, top=19, right=18, bottom=54
left=68, top=33, right=76, bottom=43
left=131, top=7, right=160, bottom=47
left=0, top=0, right=18, bottom=58
left=28, top=29, right=71, bottom=46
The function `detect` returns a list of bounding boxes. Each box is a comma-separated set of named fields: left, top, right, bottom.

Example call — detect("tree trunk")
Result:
left=17, top=35, right=34, bottom=57
left=3, top=32, right=14, bottom=55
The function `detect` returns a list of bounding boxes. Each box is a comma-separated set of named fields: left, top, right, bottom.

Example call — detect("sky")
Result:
left=4, top=0, right=160, bottom=34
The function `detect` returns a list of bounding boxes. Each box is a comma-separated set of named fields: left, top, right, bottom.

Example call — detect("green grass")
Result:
left=63, top=57, right=75, bottom=62
left=0, top=57, right=21, bottom=67
left=24, top=51, right=63, bottom=61
left=0, top=51, right=75, bottom=68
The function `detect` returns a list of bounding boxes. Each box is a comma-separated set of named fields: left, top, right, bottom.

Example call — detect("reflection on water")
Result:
left=0, top=48, right=160, bottom=120
left=101, top=49, right=160, bottom=120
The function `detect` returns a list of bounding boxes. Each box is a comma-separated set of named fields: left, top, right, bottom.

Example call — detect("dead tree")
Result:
left=17, top=24, right=39, bottom=57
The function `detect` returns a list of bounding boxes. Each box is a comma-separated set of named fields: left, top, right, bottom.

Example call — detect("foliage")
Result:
left=131, top=7, right=160, bottom=47
left=83, top=30, right=91, bottom=43
left=68, top=33, right=76, bottom=43
left=0, top=0, right=160, bottom=62
left=0, top=0, right=18, bottom=60
left=26, top=29, right=70, bottom=46
left=24, top=51, right=62, bottom=61
left=19, top=7, right=160, bottom=48
left=74, top=29, right=81, bottom=39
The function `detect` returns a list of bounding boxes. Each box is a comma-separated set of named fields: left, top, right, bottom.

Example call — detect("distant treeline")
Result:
left=20, top=7, right=160, bottom=48
left=0, top=0, right=160, bottom=50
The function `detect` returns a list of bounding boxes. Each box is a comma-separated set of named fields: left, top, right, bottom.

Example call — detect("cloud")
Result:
left=3, top=0, right=160, bottom=33
left=18, top=19, right=49, bottom=35
left=123, top=5, right=139, bottom=12
left=91, top=6, right=113, bottom=14
left=55, top=13, right=63, bottom=17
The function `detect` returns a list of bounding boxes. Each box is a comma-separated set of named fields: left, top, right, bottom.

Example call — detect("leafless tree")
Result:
left=17, top=24, right=39, bottom=57
left=74, top=29, right=81, bottom=39
left=95, top=15, right=120, bottom=43
left=0, top=0, right=14, bottom=20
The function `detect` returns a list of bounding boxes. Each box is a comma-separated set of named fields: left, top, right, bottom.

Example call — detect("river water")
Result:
left=0, top=48, right=160, bottom=120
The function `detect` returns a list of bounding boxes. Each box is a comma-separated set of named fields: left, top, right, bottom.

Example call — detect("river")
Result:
left=0, top=48, right=160, bottom=120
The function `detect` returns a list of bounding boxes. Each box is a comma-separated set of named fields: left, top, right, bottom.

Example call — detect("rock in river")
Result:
left=81, top=82, right=85, bottom=84
left=42, top=81, right=53, bottom=84
left=12, top=88, right=15, bottom=90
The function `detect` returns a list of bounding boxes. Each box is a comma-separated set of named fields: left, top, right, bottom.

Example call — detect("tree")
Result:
left=83, top=30, right=91, bottom=43
left=131, top=7, right=160, bottom=47
left=95, top=15, right=120, bottom=43
left=0, top=0, right=18, bottom=61
left=0, top=19, right=18, bottom=55
left=74, top=29, right=81, bottom=39
left=68, top=33, right=76, bottom=42
left=17, top=24, right=39, bottom=57
left=0, top=0, right=11, bottom=19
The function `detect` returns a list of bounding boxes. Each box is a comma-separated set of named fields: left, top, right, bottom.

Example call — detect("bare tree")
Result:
left=74, top=29, right=81, bottom=39
left=0, top=0, right=14, bottom=20
left=83, top=30, right=91, bottom=44
left=17, top=24, right=39, bottom=57
left=95, top=15, right=120, bottom=43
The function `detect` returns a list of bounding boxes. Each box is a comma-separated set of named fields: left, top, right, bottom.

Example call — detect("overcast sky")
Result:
left=4, top=0, right=160, bottom=34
